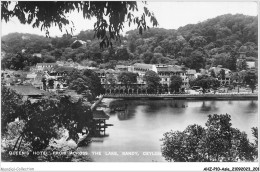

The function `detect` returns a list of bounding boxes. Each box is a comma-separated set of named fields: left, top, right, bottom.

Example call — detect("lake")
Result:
left=80, top=99, right=258, bottom=162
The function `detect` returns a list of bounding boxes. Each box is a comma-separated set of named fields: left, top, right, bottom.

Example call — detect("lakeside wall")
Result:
left=103, top=93, right=258, bottom=100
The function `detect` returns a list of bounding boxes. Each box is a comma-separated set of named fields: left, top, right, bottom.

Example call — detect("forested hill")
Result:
left=1, top=14, right=258, bottom=72
left=178, top=14, right=257, bottom=44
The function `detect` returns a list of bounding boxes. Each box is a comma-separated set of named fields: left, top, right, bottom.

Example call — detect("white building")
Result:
left=36, top=63, right=57, bottom=71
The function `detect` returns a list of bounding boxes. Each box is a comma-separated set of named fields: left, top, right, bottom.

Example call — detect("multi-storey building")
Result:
left=96, top=63, right=190, bottom=94
left=209, top=66, right=232, bottom=85
left=156, top=64, right=189, bottom=88
left=186, top=69, right=196, bottom=81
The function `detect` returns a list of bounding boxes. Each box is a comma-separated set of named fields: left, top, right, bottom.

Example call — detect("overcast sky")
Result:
left=1, top=1, right=258, bottom=37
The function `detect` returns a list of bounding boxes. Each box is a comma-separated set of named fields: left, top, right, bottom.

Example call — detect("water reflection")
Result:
left=244, top=100, right=258, bottom=113
left=84, top=99, right=258, bottom=162
left=199, top=101, right=219, bottom=112
left=110, top=99, right=188, bottom=117
left=116, top=109, right=136, bottom=121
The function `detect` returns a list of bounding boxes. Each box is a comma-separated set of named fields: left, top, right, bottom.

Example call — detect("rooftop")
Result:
left=116, top=65, right=128, bottom=68
left=8, top=85, right=48, bottom=96
left=134, top=63, right=155, bottom=70
left=72, top=40, right=86, bottom=44
left=36, top=63, right=57, bottom=66
left=186, top=69, right=196, bottom=75
left=93, top=110, right=110, bottom=120
left=157, top=65, right=182, bottom=72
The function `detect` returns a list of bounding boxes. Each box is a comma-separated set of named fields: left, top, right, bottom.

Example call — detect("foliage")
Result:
left=1, top=1, right=158, bottom=48
left=244, top=70, right=257, bottom=93
left=191, top=75, right=220, bottom=93
left=66, top=69, right=104, bottom=98
left=1, top=32, right=51, bottom=54
left=212, top=52, right=237, bottom=71
left=70, top=78, right=89, bottom=94
left=1, top=86, right=23, bottom=134
left=1, top=89, right=93, bottom=155
left=169, top=75, right=183, bottom=93
left=210, top=70, right=216, bottom=78
left=219, top=69, right=226, bottom=80
left=106, top=73, right=117, bottom=88
left=143, top=70, right=161, bottom=93
left=161, top=114, right=258, bottom=162
left=237, top=59, right=248, bottom=71
left=118, top=72, right=138, bottom=89
left=2, top=15, right=258, bottom=71
left=1, top=14, right=258, bottom=72
left=115, top=47, right=130, bottom=60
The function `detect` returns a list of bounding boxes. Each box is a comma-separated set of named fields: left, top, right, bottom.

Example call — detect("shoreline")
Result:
left=103, top=93, right=258, bottom=100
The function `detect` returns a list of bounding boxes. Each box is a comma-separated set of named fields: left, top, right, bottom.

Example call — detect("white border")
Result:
left=1, top=0, right=259, bottom=171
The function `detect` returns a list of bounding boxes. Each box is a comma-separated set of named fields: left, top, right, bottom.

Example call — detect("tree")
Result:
left=118, top=72, right=138, bottom=89
left=142, top=52, right=154, bottom=64
left=210, top=70, right=216, bottom=78
left=43, top=55, right=56, bottom=63
left=154, top=46, right=164, bottom=54
left=219, top=69, right=225, bottom=80
left=244, top=70, right=257, bottom=93
left=1, top=86, right=23, bottom=134
left=161, top=114, right=258, bottom=162
left=48, top=79, right=54, bottom=89
left=82, top=69, right=105, bottom=96
left=70, top=78, right=89, bottom=94
left=67, top=69, right=104, bottom=98
left=1, top=89, right=93, bottom=157
left=189, top=36, right=207, bottom=49
left=191, top=75, right=220, bottom=93
left=252, top=127, right=258, bottom=160
left=115, top=47, right=129, bottom=61
left=143, top=70, right=161, bottom=93
left=2, top=1, right=158, bottom=47
left=237, top=59, right=247, bottom=71
left=169, top=75, right=183, bottom=93
left=128, top=41, right=136, bottom=53
left=106, top=73, right=117, bottom=88
left=184, top=50, right=205, bottom=71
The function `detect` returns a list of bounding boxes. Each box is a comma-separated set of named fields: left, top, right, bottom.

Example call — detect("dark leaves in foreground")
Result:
left=1, top=1, right=158, bottom=48
left=161, top=114, right=258, bottom=162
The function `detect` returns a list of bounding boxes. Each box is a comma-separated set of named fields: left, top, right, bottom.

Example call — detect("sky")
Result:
left=1, top=1, right=258, bottom=37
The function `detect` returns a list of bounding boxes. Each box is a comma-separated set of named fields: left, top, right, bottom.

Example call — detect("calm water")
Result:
left=80, top=99, right=258, bottom=162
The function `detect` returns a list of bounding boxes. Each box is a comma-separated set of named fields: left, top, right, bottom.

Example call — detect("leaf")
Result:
left=139, top=26, right=142, bottom=35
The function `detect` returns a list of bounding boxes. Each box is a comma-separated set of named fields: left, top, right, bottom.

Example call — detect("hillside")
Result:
left=1, top=14, right=258, bottom=72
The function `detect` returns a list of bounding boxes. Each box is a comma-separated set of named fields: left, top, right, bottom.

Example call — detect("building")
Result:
left=71, top=40, right=87, bottom=48
left=8, top=85, right=48, bottom=101
left=96, top=63, right=192, bottom=93
left=26, top=72, right=37, bottom=80
left=246, top=61, right=256, bottom=69
left=133, top=63, right=157, bottom=75
left=32, top=53, right=42, bottom=58
left=36, top=63, right=57, bottom=71
left=156, top=64, right=189, bottom=88
left=218, top=72, right=232, bottom=85
left=115, top=65, right=129, bottom=71
left=95, top=69, right=107, bottom=85
left=132, top=63, right=157, bottom=85
left=209, top=66, right=232, bottom=85
left=186, top=69, right=196, bottom=80
left=32, top=80, right=44, bottom=90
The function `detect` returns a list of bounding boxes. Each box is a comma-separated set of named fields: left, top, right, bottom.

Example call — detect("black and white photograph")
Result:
left=1, top=0, right=259, bottom=171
